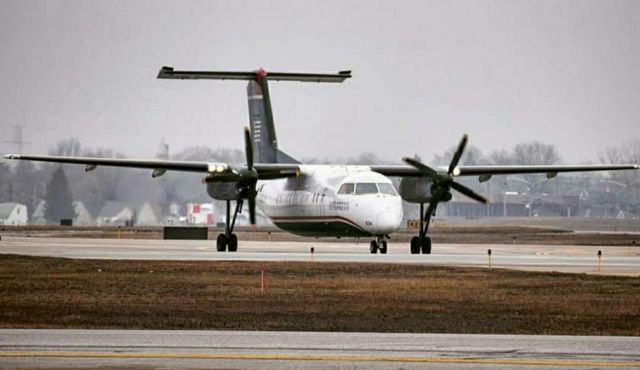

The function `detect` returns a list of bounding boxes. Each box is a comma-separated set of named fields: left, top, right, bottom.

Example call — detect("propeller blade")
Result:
left=248, top=193, right=257, bottom=225
left=402, top=157, right=439, bottom=180
left=448, top=134, right=468, bottom=174
left=423, top=185, right=447, bottom=221
left=451, top=181, right=487, bottom=203
left=244, top=127, right=254, bottom=171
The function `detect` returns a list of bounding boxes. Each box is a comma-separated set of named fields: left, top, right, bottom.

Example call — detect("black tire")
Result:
left=410, top=236, right=421, bottom=254
left=216, top=234, right=227, bottom=252
left=369, top=240, right=378, bottom=254
left=379, top=240, right=388, bottom=254
left=227, top=234, right=238, bottom=252
left=421, top=236, right=431, bottom=254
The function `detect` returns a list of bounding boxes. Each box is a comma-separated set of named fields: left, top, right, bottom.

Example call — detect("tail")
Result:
left=157, top=66, right=351, bottom=164
left=247, top=79, right=299, bottom=164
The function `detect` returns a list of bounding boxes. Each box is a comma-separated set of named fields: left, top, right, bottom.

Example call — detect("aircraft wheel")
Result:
left=216, top=234, right=227, bottom=252
left=379, top=240, right=388, bottom=254
left=369, top=240, right=378, bottom=254
left=421, top=236, right=431, bottom=254
left=410, top=236, right=421, bottom=254
left=227, top=234, right=238, bottom=252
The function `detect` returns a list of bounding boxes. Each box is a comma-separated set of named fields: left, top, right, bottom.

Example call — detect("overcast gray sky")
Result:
left=1, top=0, right=638, bottom=164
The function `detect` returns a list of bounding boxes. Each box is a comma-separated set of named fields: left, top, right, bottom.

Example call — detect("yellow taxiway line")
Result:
left=1, top=351, right=638, bottom=367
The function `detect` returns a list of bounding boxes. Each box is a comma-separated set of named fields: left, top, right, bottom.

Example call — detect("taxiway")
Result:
left=2, top=329, right=639, bottom=369
left=1, top=236, right=639, bottom=275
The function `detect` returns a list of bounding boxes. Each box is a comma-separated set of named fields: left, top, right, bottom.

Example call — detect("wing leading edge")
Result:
left=3, top=154, right=638, bottom=179
left=370, top=164, right=639, bottom=178
left=1, top=154, right=300, bottom=180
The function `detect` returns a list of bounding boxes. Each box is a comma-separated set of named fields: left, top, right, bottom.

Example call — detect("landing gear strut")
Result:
left=216, top=200, right=242, bottom=252
left=369, top=236, right=388, bottom=254
left=411, top=202, right=432, bottom=254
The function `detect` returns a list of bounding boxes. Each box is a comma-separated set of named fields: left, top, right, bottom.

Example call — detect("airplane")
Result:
left=3, top=66, right=638, bottom=254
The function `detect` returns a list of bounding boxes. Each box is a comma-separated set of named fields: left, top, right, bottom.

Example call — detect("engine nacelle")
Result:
left=398, top=177, right=452, bottom=203
left=398, top=177, right=433, bottom=203
left=206, top=181, right=244, bottom=200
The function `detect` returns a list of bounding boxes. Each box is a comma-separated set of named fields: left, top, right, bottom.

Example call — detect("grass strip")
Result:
left=1, top=254, right=639, bottom=335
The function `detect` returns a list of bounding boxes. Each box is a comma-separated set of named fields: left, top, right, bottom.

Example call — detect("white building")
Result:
left=0, top=203, right=28, bottom=225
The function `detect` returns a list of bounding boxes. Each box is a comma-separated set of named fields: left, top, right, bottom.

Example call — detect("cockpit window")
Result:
left=338, top=183, right=355, bottom=194
left=355, top=183, right=378, bottom=195
left=377, top=183, right=397, bottom=196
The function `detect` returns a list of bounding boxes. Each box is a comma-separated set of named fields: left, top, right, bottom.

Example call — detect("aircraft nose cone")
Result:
left=375, top=211, right=402, bottom=234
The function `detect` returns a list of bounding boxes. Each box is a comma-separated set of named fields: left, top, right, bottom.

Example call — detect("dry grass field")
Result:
left=1, top=254, right=639, bottom=335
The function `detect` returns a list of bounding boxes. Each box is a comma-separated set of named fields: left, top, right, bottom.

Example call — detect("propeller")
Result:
left=243, top=127, right=258, bottom=225
left=403, top=134, right=487, bottom=220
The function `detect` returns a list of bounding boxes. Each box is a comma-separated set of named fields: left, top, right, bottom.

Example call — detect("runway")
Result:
left=2, top=329, right=640, bottom=369
left=1, top=236, right=639, bottom=275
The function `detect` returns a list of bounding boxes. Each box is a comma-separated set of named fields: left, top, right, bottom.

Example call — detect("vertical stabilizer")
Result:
left=247, top=79, right=278, bottom=163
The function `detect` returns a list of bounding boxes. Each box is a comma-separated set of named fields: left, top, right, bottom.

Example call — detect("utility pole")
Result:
left=2, top=125, right=30, bottom=154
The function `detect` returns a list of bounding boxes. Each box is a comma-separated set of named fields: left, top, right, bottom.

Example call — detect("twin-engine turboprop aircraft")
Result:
left=4, top=67, right=638, bottom=254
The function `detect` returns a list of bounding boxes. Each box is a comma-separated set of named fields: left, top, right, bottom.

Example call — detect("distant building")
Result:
left=164, top=202, right=186, bottom=225
left=187, top=203, right=214, bottom=225
left=97, top=201, right=133, bottom=226
left=0, top=202, right=28, bottom=225
left=135, top=202, right=162, bottom=226
left=31, top=200, right=94, bottom=225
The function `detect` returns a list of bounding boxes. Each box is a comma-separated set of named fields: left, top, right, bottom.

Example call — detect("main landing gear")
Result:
left=369, top=236, right=388, bottom=254
left=411, top=202, right=433, bottom=254
left=216, top=200, right=242, bottom=252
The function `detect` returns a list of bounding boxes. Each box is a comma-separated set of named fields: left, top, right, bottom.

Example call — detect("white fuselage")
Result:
left=256, top=165, right=403, bottom=237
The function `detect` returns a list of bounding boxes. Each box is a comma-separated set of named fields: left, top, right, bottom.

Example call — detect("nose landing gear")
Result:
left=369, top=236, right=388, bottom=254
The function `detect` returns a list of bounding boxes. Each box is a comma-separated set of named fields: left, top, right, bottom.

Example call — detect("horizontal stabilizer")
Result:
left=158, top=66, right=351, bottom=83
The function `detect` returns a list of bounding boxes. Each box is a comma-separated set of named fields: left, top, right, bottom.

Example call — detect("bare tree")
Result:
left=488, top=149, right=513, bottom=165
left=432, top=145, right=486, bottom=166
left=600, top=140, right=640, bottom=184
left=48, top=138, right=82, bottom=157
left=509, top=142, right=562, bottom=194
left=512, top=142, right=561, bottom=166
left=600, top=140, right=640, bottom=213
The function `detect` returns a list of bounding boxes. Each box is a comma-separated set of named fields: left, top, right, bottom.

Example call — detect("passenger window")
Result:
left=355, top=183, right=378, bottom=195
left=377, top=183, right=397, bottom=196
left=338, top=183, right=355, bottom=194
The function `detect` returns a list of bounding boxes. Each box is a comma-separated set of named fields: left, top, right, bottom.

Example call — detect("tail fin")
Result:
left=247, top=79, right=299, bottom=164
left=158, top=66, right=351, bottom=164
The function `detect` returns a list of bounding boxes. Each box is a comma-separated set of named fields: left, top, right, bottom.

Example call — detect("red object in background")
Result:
left=207, top=214, right=213, bottom=225
left=193, top=204, right=201, bottom=213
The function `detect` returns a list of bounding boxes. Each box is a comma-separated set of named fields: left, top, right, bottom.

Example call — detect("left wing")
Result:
left=1, top=154, right=300, bottom=180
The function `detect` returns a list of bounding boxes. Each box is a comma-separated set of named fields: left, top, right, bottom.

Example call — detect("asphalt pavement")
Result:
left=2, top=329, right=640, bottom=369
